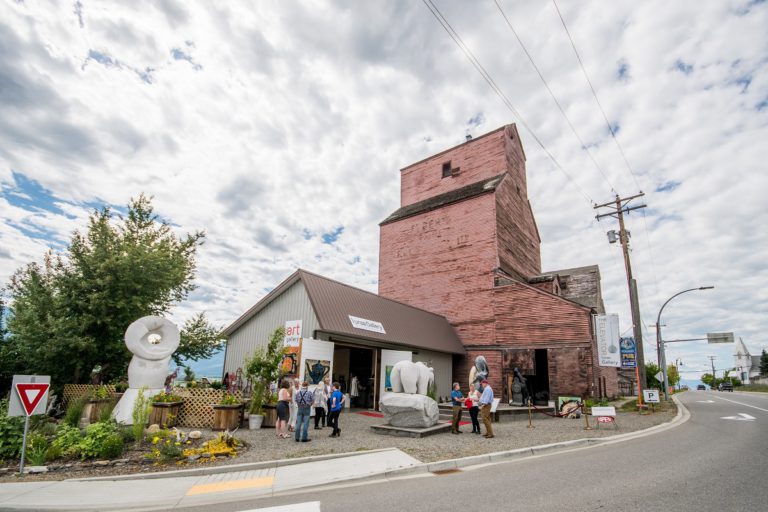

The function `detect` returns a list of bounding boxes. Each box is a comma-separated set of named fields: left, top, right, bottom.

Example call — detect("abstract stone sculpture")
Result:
left=468, top=355, right=489, bottom=390
left=113, top=316, right=180, bottom=424
left=379, top=360, right=438, bottom=428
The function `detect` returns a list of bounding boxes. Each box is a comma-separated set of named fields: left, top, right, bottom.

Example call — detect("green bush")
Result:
left=26, top=433, right=48, bottom=466
left=64, top=397, right=87, bottom=427
left=99, top=434, right=124, bottom=459
left=98, top=400, right=116, bottom=423
left=132, top=387, right=152, bottom=445
left=118, top=425, right=135, bottom=444
left=34, top=420, right=58, bottom=437
left=45, top=444, right=62, bottom=462
left=52, top=424, right=83, bottom=458
left=0, top=399, right=24, bottom=460
left=210, top=381, right=223, bottom=390
left=79, top=421, right=119, bottom=460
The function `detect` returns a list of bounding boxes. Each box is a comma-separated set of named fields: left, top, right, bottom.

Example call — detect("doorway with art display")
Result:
left=502, top=348, right=551, bottom=405
left=331, top=343, right=375, bottom=409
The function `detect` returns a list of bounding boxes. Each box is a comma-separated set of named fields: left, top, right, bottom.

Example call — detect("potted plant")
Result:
left=212, top=392, right=244, bottom=431
left=87, top=385, right=113, bottom=423
left=149, top=391, right=184, bottom=428
left=244, top=327, right=286, bottom=430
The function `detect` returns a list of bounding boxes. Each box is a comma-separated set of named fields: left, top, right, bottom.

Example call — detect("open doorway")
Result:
left=332, top=345, right=375, bottom=409
left=528, top=349, right=550, bottom=405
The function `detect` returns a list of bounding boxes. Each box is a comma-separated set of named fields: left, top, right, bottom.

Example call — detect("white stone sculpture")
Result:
left=390, top=360, right=434, bottom=395
left=380, top=360, right=438, bottom=428
left=112, top=316, right=180, bottom=424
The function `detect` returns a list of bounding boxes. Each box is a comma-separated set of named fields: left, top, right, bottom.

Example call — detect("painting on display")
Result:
left=281, top=340, right=302, bottom=378
left=385, top=365, right=394, bottom=391
left=304, top=359, right=330, bottom=385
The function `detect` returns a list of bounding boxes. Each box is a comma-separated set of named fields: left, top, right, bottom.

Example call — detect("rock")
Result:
left=113, top=459, right=130, bottom=464
left=200, top=452, right=212, bottom=458
left=146, top=424, right=161, bottom=434
left=93, top=460, right=111, bottom=466
left=23, top=466, right=48, bottom=474
left=187, top=454, right=201, bottom=461
left=188, top=430, right=202, bottom=439
left=379, top=392, right=439, bottom=428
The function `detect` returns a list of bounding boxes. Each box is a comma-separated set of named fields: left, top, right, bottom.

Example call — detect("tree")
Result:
left=176, top=313, right=225, bottom=366
left=3, top=195, right=208, bottom=388
left=667, top=365, right=680, bottom=389
left=761, top=349, right=768, bottom=377
left=701, top=373, right=719, bottom=388
left=645, top=363, right=663, bottom=390
left=244, top=327, right=286, bottom=414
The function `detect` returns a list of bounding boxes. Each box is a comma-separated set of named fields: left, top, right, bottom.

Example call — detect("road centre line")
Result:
left=711, top=395, right=768, bottom=413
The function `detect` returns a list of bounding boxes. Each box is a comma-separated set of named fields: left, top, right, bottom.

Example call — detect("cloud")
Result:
left=0, top=0, right=766, bottom=379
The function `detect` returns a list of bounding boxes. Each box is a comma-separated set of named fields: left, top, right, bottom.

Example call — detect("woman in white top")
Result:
left=467, top=383, right=481, bottom=434
left=289, top=378, right=300, bottom=431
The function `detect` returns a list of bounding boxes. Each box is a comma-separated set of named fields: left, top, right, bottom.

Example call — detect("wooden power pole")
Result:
left=594, top=193, right=647, bottom=399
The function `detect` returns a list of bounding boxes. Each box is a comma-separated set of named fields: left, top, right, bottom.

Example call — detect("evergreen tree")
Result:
left=2, top=195, right=217, bottom=388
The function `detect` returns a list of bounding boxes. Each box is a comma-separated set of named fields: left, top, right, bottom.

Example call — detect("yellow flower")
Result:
left=152, top=437, right=160, bottom=444
left=175, top=442, right=181, bottom=446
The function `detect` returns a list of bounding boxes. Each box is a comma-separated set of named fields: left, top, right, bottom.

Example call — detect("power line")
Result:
left=492, top=0, right=617, bottom=195
left=420, top=0, right=594, bottom=204
left=551, top=0, right=642, bottom=192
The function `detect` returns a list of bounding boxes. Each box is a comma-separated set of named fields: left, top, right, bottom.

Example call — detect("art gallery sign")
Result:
left=594, top=314, right=621, bottom=367
left=348, top=315, right=386, bottom=334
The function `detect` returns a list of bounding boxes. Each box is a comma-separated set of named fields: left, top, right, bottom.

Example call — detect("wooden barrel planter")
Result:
left=212, top=404, right=244, bottom=431
left=87, top=399, right=113, bottom=423
left=262, top=404, right=277, bottom=428
left=149, top=402, right=183, bottom=428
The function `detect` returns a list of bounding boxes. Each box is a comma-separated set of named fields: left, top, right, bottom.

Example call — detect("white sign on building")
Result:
left=595, top=314, right=621, bottom=367
left=348, top=315, right=386, bottom=334
left=284, top=320, right=302, bottom=347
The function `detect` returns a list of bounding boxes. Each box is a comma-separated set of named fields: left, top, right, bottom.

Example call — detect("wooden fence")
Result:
left=62, top=385, right=246, bottom=429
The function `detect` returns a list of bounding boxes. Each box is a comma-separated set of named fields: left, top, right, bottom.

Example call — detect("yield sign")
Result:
left=15, top=383, right=50, bottom=416
left=720, top=413, right=756, bottom=422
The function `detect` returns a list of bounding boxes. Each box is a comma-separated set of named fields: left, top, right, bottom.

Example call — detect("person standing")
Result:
left=313, top=382, right=328, bottom=429
left=479, top=379, right=494, bottom=438
left=276, top=381, right=291, bottom=439
left=289, top=378, right=300, bottom=432
left=294, top=381, right=314, bottom=443
left=466, top=383, right=481, bottom=434
left=450, top=382, right=464, bottom=434
left=328, top=381, right=345, bottom=437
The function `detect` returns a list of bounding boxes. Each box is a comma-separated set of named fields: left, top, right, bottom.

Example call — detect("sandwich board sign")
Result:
left=8, top=375, right=51, bottom=474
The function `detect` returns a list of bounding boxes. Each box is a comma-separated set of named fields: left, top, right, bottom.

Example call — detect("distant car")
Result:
left=719, top=382, right=733, bottom=392
left=697, top=384, right=706, bottom=390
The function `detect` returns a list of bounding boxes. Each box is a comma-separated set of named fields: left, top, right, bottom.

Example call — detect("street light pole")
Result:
left=657, top=286, right=714, bottom=400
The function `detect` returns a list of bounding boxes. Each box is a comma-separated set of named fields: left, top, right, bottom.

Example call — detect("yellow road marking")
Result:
left=187, top=476, right=274, bottom=495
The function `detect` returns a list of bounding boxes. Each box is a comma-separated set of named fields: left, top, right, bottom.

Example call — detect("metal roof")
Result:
left=224, top=269, right=466, bottom=355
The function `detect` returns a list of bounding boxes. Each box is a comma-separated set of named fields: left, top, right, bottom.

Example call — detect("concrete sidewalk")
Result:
left=0, top=448, right=421, bottom=511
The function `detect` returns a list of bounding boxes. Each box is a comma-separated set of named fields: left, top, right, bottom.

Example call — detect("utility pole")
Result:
left=595, top=193, right=647, bottom=401
left=708, top=355, right=717, bottom=389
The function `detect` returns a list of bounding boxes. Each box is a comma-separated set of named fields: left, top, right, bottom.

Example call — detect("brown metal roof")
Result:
left=224, top=269, right=466, bottom=354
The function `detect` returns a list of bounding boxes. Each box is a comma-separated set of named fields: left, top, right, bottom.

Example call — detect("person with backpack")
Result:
left=294, top=381, right=314, bottom=442
left=328, top=381, right=345, bottom=437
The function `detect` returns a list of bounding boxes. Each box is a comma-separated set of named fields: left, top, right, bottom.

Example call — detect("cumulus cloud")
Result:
left=0, top=0, right=766, bottom=381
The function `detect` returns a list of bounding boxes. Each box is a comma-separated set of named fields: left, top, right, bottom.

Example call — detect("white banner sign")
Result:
left=348, top=315, right=386, bottom=334
left=595, top=314, right=621, bottom=367
left=284, top=320, right=302, bottom=347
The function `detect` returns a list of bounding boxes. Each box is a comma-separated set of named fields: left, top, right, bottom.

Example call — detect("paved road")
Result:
left=175, top=392, right=768, bottom=512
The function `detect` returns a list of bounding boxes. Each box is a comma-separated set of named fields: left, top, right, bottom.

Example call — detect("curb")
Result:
left=71, top=447, right=399, bottom=482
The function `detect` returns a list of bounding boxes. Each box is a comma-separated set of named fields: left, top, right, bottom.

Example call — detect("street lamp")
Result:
left=674, top=358, right=683, bottom=390
left=657, top=286, right=714, bottom=400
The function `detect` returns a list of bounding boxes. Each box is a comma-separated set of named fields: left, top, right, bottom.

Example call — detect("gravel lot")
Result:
left=0, top=401, right=676, bottom=482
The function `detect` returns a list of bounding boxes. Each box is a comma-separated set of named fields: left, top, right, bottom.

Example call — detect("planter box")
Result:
left=149, top=402, right=183, bottom=428
left=262, top=404, right=277, bottom=428
left=212, top=404, right=244, bottom=431
left=86, top=399, right=113, bottom=423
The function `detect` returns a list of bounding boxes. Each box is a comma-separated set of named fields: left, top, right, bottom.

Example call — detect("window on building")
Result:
left=442, top=161, right=452, bottom=178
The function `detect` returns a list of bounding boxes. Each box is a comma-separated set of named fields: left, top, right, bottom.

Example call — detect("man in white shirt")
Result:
left=479, top=379, right=494, bottom=438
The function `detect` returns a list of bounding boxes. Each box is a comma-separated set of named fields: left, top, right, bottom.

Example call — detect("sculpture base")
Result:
left=112, top=388, right=163, bottom=425
left=370, top=422, right=451, bottom=438
left=379, top=392, right=439, bottom=428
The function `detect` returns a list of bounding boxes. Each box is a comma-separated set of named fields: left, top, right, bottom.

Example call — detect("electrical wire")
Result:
left=551, top=0, right=642, bottom=192
left=492, top=0, right=617, bottom=196
left=421, top=0, right=594, bottom=205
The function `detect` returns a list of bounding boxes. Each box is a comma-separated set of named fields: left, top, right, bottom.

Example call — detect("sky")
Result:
left=1, top=0, right=766, bottom=384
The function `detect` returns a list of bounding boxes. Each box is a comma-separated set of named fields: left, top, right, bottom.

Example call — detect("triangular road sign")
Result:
left=15, top=383, right=50, bottom=416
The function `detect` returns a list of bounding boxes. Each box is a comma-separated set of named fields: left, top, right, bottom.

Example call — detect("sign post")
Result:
left=9, top=375, right=50, bottom=475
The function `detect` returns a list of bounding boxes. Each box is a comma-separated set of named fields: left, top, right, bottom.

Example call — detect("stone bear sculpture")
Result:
left=390, top=360, right=434, bottom=395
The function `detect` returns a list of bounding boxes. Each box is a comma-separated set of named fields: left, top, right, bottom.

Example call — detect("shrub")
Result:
left=132, top=387, right=152, bottom=445
left=209, top=381, right=223, bottom=390
left=64, top=396, right=88, bottom=427
left=52, top=424, right=83, bottom=458
left=0, top=399, right=24, bottom=460
left=98, top=400, right=116, bottom=423
left=219, top=392, right=240, bottom=405
left=79, top=421, right=119, bottom=460
left=92, top=385, right=111, bottom=400
left=34, top=420, right=58, bottom=437
left=147, top=429, right=183, bottom=461
left=152, top=391, right=183, bottom=403
left=99, top=434, right=124, bottom=459
left=26, top=433, right=48, bottom=466
left=118, top=425, right=135, bottom=444
left=45, top=443, right=62, bottom=462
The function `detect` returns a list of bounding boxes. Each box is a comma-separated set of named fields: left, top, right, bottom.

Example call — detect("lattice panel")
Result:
left=173, top=388, right=244, bottom=429
left=61, top=385, right=244, bottom=428
left=63, top=384, right=116, bottom=406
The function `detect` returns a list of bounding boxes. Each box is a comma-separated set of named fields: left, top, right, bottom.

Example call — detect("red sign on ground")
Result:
left=15, top=383, right=50, bottom=416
